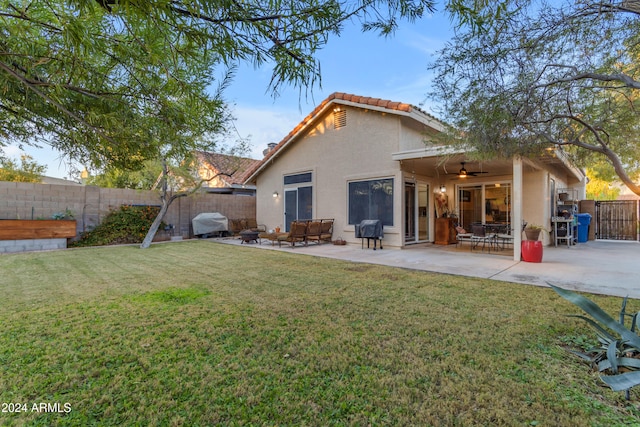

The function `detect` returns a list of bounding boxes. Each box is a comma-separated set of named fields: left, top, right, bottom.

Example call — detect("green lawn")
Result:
left=0, top=240, right=638, bottom=426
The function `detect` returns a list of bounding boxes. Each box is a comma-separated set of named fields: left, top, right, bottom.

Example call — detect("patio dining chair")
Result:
left=455, top=226, right=473, bottom=248
left=471, top=224, right=492, bottom=252
left=496, top=229, right=514, bottom=250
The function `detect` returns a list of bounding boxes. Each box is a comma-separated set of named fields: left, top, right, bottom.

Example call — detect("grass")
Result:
left=0, top=240, right=639, bottom=426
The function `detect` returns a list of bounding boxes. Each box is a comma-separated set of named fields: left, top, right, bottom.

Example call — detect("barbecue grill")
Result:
left=192, top=212, right=228, bottom=237
left=355, top=219, right=383, bottom=250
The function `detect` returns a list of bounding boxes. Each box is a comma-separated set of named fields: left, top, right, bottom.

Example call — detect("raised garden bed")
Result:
left=0, top=220, right=77, bottom=240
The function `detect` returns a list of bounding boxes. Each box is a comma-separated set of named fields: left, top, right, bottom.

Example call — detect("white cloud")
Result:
left=403, top=31, right=447, bottom=56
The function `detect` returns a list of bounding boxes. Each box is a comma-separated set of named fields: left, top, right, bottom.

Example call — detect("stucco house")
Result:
left=244, top=92, right=586, bottom=260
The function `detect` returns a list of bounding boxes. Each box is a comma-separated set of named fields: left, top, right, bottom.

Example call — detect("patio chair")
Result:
left=246, top=218, right=267, bottom=233
left=320, top=219, right=334, bottom=243
left=455, top=225, right=473, bottom=248
left=496, top=230, right=514, bottom=250
left=305, top=221, right=323, bottom=245
left=471, top=224, right=492, bottom=252
left=277, top=221, right=308, bottom=247
left=308, top=219, right=334, bottom=245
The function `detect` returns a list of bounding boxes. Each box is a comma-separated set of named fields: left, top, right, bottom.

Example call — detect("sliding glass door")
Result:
left=404, top=181, right=429, bottom=244
left=284, top=186, right=312, bottom=231
left=458, top=183, right=511, bottom=231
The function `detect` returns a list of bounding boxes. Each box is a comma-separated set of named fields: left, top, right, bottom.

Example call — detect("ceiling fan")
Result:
left=449, top=162, right=489, bottom=178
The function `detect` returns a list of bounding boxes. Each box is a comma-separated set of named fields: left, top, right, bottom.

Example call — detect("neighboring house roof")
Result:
left=244, top=92, right=447, bottom=183
left=195, top=151, right=260, bottom=188
left=41, top=176, right=83, bottom=186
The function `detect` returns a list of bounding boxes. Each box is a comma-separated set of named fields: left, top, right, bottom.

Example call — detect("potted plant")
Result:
left=524, top=224, right=547, bottom=241
left=522, top=224, right=547, bottom=263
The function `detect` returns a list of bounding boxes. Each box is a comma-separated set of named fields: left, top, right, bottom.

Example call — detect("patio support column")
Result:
left=512, top=156, right=523, bottom=261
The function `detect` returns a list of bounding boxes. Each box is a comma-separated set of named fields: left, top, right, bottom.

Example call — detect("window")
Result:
left=284, top=172, right=312, bottom=185
left=348, top=178, right=394, bottom=225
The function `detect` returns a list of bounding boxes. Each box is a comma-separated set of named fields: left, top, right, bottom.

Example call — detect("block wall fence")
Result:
left=0, top=181, right=256, bottom=239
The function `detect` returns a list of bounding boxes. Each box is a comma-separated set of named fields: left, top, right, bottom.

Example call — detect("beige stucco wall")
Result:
left=521, top=170, right=550, bottom=244
left=256, top=105, right=432, bottom=247
left=520, top=165, right=583, bottom=245
left=254, top=102, right=586, bottom=249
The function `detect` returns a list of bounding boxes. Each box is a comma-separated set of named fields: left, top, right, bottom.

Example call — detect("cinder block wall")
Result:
left=0, top=182, right=255, bottom=238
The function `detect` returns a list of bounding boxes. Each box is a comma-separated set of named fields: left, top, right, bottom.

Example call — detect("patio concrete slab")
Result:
left=211, top=238, right=640, bottom=299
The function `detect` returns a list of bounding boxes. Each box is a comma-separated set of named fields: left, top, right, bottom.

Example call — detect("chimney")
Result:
left=262, top=142, right=278, bottom=157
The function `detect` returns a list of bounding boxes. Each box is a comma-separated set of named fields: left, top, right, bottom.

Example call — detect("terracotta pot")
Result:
left=524, top=228, right=541, bottom=241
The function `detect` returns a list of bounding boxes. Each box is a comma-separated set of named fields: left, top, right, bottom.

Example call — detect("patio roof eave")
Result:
left=391, top=145, right=466, bottom=161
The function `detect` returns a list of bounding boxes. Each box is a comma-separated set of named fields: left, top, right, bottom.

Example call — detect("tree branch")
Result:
left=535, top=64, right=640, bottom=90
left=0, top=60, right=119, bottom=146
left=534, top=114, right=640, bottom=196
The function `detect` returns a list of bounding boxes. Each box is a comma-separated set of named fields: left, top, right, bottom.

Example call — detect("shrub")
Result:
left=552, top=284, right=640, bottom=399
left=70, top=205, right=163, bottom=247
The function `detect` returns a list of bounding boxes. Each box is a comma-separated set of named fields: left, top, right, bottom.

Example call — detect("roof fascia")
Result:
left=552, top=149, right=586, bottom=181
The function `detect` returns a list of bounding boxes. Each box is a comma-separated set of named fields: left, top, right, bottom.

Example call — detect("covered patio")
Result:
left=393, top=147, right=586, bottom=261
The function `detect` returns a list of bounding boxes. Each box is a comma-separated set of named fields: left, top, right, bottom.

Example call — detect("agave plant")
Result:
left=550, top=284, right=640, bottom=398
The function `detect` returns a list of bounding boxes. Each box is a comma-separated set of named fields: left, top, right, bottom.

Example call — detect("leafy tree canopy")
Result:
left=1, top=0, right=433, bottom=172
left=0, top=153, right=46, bottom=182
left=85, top=159, right=163, bottom=189
left=431, top=0, right=640, bottom=196
left=585, top=168, right=621, bottom=201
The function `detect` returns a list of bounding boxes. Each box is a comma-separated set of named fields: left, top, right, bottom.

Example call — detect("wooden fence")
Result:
left=595, top=200, right=639, bottom=241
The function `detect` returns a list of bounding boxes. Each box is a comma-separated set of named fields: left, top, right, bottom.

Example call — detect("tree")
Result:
left=139, top=142, right=251, bottom=249
left=1, top=0, right=434, bottom=170
left=585, top=168, right=621, bottom=200
left=86, top=159, right=168, bottom=190
left=2, top=0, right=436, bottom=247
left=430, top=0, right=640, bottom=196
left=0, top=154, right=46, bottom=182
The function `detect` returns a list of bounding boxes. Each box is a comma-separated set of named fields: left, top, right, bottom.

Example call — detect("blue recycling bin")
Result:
left=576, top=213, right=591, bottom=243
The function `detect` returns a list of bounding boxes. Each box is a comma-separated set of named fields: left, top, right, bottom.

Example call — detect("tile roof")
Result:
left=244, top=92, right=435, bottom=182
left=195, top=151, right=260, bottom=186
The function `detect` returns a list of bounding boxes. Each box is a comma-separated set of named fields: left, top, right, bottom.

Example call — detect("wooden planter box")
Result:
left=0, top=220, right=77, bottom=240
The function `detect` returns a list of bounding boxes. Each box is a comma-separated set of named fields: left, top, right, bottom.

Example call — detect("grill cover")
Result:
left=192, top=212, right=228, bottom=236
left=355, top=220, right=384, bottom=239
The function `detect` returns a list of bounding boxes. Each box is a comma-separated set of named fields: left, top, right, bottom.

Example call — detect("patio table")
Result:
left=483, top=224, right=510, bottom=252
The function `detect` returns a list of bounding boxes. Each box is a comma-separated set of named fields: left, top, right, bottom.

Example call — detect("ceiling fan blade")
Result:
left=444, top=162, right=490, bottom=177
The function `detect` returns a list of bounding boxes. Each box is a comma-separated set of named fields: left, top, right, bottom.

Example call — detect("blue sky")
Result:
left=8, top=11, right=453, bottom=179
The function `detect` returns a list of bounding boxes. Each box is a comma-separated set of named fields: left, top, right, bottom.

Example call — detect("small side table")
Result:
left=551, top=217, right=575, bottom=247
